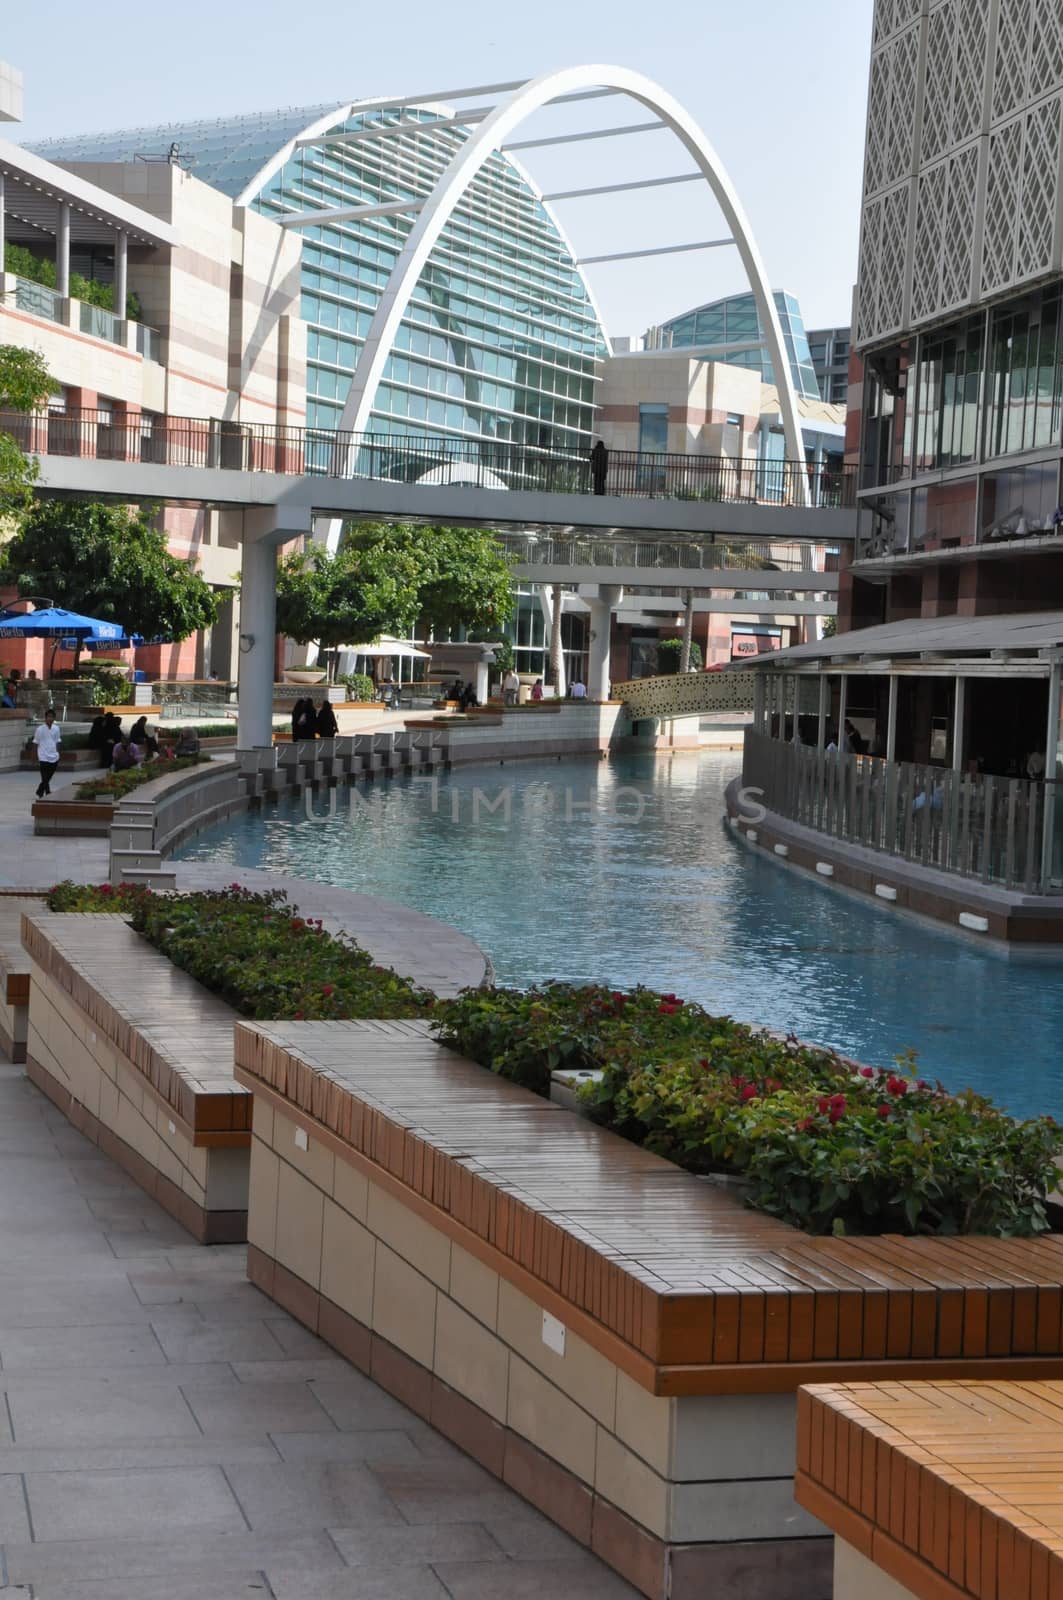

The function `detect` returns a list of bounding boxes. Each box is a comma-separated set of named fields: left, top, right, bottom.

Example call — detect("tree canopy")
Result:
left=0, top=500, right=219, bottom=644
left=0, top=346, right=58, bottom=517
left=276, top=523, right=514, bottom=653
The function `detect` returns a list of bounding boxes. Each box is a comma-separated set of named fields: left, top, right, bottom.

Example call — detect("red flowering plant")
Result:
left=47, top=880, right=152, bottom=913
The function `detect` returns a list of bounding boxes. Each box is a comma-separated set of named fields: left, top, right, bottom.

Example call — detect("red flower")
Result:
left=878, top=1104, right=892, bottom=1118
left=290, top=918, right=304, bottom=931
left=293, top=1010, right=305, bottom=1020
left=828, top=1094, right=847, bottom=1124
left=916, top=1080, right=930, bottom=1091
left=817, top=1096, right=830, bottom=1114
left=658, top=1001, right=681, bottom=1015
left=740, top=1084, right=759, bottom=1102
left=321, top=984, right=335, bottom=997
left=859, top=1066, right=875, bottom=1079
left=659, top=993, right=683, bottom=1007
left=796, top=1116, right=814, bottom=1133
left=886, top=1075, right=908, bottom=1096
left=765, top=1078, right=781, bottom=1094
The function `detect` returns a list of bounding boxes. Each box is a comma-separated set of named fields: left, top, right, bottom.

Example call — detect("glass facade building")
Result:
left=33, top=104, right=607, bottom=452
left=644, top=290, right=821, bottom=399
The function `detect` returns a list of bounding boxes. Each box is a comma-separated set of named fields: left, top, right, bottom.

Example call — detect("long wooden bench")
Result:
left=795, top=1377, right=1063, bottom=1600
left=22, top=912, right=250, bottom=1242
left=232, top=1019, right=1063, bottom=1600
left=0, top=895, right=45, bottom=1062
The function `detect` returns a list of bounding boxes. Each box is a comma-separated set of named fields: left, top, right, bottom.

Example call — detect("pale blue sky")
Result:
left=6, top=0, right=874, bottom=342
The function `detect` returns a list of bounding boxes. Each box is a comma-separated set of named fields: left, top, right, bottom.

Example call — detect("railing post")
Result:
left=1041, top=661, right=1061, bottom=889
left=753, top=674, right=765, bottom=734
left=817, top=673, right=828, bottom=751
left=885, top=674, right=898, bottom=763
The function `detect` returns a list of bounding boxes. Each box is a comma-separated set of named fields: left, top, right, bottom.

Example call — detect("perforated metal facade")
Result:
left=857, top=0, right=1063, bottom=348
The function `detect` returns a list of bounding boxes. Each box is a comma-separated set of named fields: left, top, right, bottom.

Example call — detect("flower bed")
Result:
left=432, top=983, right=1063, bottom=1238
left=45, top=882, right=434, bottom=1021
left=74, top=754, right=208, bottom=801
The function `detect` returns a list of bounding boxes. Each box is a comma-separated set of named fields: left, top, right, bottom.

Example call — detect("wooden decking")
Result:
left=23, top=912, right=250, bottom=1143
left=233, top=1021, right=1063, bottom=1395
left=795, top=1377, right=1063, bottom=1600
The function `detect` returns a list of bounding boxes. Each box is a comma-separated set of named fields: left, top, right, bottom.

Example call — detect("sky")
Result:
left=5, top=0, right=874, bottom=343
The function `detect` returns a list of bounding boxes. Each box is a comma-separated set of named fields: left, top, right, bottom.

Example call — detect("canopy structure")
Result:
left=0, top=608, right=125, bottom=640
left=339, top=637, right=430, bottom=659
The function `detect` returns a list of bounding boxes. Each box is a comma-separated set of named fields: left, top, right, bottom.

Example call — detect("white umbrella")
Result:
left=339, top=637, right=430, bottom=659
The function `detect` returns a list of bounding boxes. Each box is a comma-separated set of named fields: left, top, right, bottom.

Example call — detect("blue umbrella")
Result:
left=0, top=607, right=126, bottom=641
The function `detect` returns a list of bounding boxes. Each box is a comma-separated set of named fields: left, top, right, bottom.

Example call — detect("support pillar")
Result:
left=837, top=676, right=848, bottom=749
left=56, top=203, right=70, bottom=298
left=113, top=231, right=127, bottom=323
left=817, top=673, right=828, bottom=750
left=885, top=674, right=898, bottom=763
left=588, top=583, right=622, bottom=702
left=952, top=676, right=966, bottom=772
left=1041, top=661, right=1061, bottom=889
left=237, top=509, right=309, bottom=751
left=679, top=589, right=695, bottom=672
left=547, top=581, right=566, bottom=698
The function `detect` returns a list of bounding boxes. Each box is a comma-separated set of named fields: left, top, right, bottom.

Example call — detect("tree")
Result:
left=345, top=523, right=514, bottom=639
left=275, top=539, right=424, bottom=655
left=0, top=500, right=219, bottom=663
left=0, top=346, right=58, bottom=517
left=657, top=637, right=703, bottom=675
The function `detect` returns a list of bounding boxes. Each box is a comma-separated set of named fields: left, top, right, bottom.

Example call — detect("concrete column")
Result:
left=113, top=231, right=127, bottom=322
left=952, top=676, right=966, bottom=773
left=588, top=583, right=622, bottom=702
left=885, top=674, right=898, bottom=762
left=547, top=581, right=566, bottom=697
left=679, top=589, right=695, bottom=672
left=56, top=203, right=70, bottom=298
left=1041, top=661, right=1061, bottom=888
left=237, top=522, right=290, bottom=751
left=817, top=673, right=828, bottom=750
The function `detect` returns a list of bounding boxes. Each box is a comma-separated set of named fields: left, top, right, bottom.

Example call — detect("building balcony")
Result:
left=2, top=272, right=163, bottom=364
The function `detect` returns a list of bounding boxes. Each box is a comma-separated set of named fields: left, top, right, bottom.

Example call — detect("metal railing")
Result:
left=743, top=729, right=1047, bottom=892
left=135, top=323, right=162, bottom=362
left=79, top=302, right=122, bottom=344
left=499, top=533, right=826, bottom=575
left=2, top=405, right=858, bottom=509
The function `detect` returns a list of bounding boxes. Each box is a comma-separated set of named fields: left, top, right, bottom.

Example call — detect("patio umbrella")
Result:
left=0, top=608, right=126, bottom=641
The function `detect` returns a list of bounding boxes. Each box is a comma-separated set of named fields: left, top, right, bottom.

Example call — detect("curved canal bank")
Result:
left=175, top=749, right=1063, bottom=1119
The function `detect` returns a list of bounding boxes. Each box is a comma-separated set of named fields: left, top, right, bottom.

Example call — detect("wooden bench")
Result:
left=232, top=1020, right=1063, bottom=1600
left=795, top=1377, right=1063, bottom=1600
left=22, top=912, right=250, bottom=1242
left=0, top=895, right=45, bottom=1061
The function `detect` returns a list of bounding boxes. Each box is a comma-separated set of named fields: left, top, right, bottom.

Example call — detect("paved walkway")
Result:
left=0, top=1063, right=638, bottom=1599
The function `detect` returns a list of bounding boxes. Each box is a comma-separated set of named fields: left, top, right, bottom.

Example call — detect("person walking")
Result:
left=33, top=708, right=61, bottom=798
left=315, top=698, right=338, bottom=738
left=502, top=668, right=521, bottom=706
left=590, top=439, right=609, bottom=496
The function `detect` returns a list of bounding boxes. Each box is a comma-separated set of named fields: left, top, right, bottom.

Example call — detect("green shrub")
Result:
left=75, top=754, right=207, bottom=800
left=656, top=637, right=703, bottom=674
left=61, top=661, right=134, bottom=705
left=432, top=984, right=1063, bottom=1237
left=339, top=672, right=375, bottom=701
left=47, top=880, right=150, bottom=912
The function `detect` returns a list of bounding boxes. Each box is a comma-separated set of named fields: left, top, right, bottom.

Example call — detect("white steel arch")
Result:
left=330, top=64, right=809, bottom=504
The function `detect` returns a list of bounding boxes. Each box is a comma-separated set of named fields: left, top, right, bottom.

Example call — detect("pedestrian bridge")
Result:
left=615, top=668, right=756, bottom=721
left=22, top=409, right=857, bottom=545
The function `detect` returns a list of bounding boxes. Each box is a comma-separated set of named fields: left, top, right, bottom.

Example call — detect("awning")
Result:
left=734, top=610, right=1063, bottom=671
left=340, top=637, right=430, bottom=659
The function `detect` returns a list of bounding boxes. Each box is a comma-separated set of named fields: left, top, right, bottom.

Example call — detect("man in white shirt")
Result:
left=33, top=709, right=62, bottom=798
left=569, top=677, right=587, bottom=699
left=502, top=669, right=521, bottom=707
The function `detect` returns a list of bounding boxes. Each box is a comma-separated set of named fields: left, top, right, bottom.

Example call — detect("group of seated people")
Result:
left=87, top=712, right=199, bottom=770
left=2, top=668, right=38, bottom=708
left=290, top=697, right=339, bottom=740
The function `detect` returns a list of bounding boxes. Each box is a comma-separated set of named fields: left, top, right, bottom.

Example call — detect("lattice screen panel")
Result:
left=911, top=162, right=948, bottom=321
left=1016, top=93, right=1063, bottom=280
left=1030, top=0, right=1063, bottom=98
left=993, top=0, right=1033, bottom=120
left=940, top=144, right=980, bottom=310
left=981, top=116, right=1023, bottom=293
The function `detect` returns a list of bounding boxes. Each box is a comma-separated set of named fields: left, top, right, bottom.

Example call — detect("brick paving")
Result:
left=0, top=1056, right=638, bottom=1598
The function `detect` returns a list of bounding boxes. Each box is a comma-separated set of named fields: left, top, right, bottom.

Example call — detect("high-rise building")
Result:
left=644, top=290, right=821, bottom=400
left=806, top=326, right=851, bottom=405
left=731, top=0, right=1063, bottom=935
left=34, top=104, right=607, bottom=453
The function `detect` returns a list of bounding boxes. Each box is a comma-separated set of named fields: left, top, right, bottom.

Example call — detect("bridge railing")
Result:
left=3, top=406, right=858, bottom=509
left=500, top=533, right=830, bottom=574
left=742, top=728, right=1047, bottom=892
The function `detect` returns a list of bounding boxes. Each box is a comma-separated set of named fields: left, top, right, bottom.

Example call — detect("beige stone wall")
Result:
left=834, top=1539, right=917, bottom=1600
left=250, top=1104, right=823, bottom=1548
left=26, top=957, right=247, bottom=1223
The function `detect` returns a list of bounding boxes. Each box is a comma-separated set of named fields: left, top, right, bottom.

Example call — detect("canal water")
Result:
left=175, top=749, right=1063, bottom=1119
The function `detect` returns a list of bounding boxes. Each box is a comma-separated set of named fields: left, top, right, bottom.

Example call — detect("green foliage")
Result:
left=339, top=671, right=375, bottom=701
left=0, top=501, right=219, bottom=646
left=74, top=754, right=207, bottom=800
left=4, top=243, right=140, bottom=319
left=71, top=660, right=134, bottom=705
left=277, top=523, right=514, bottom=654
left=432, top=985, right=1063, bottom=1237
left=0, top=345, right=58, bottom=515
left=45, top=883, right=436, bottom=1021
left=821, top=615, right=837, bottom=638
left=657, top=637, right=703, bottom=674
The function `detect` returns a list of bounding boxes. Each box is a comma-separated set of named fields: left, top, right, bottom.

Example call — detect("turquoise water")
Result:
left=175, top=750, right=1063, bottom=1119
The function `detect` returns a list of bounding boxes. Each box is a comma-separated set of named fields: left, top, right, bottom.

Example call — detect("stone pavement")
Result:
left=0, top=1059, right=639, bottom=1598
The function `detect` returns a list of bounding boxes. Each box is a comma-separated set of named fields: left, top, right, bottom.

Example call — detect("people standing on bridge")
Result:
left=590, top=439, right=609, bottom=496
